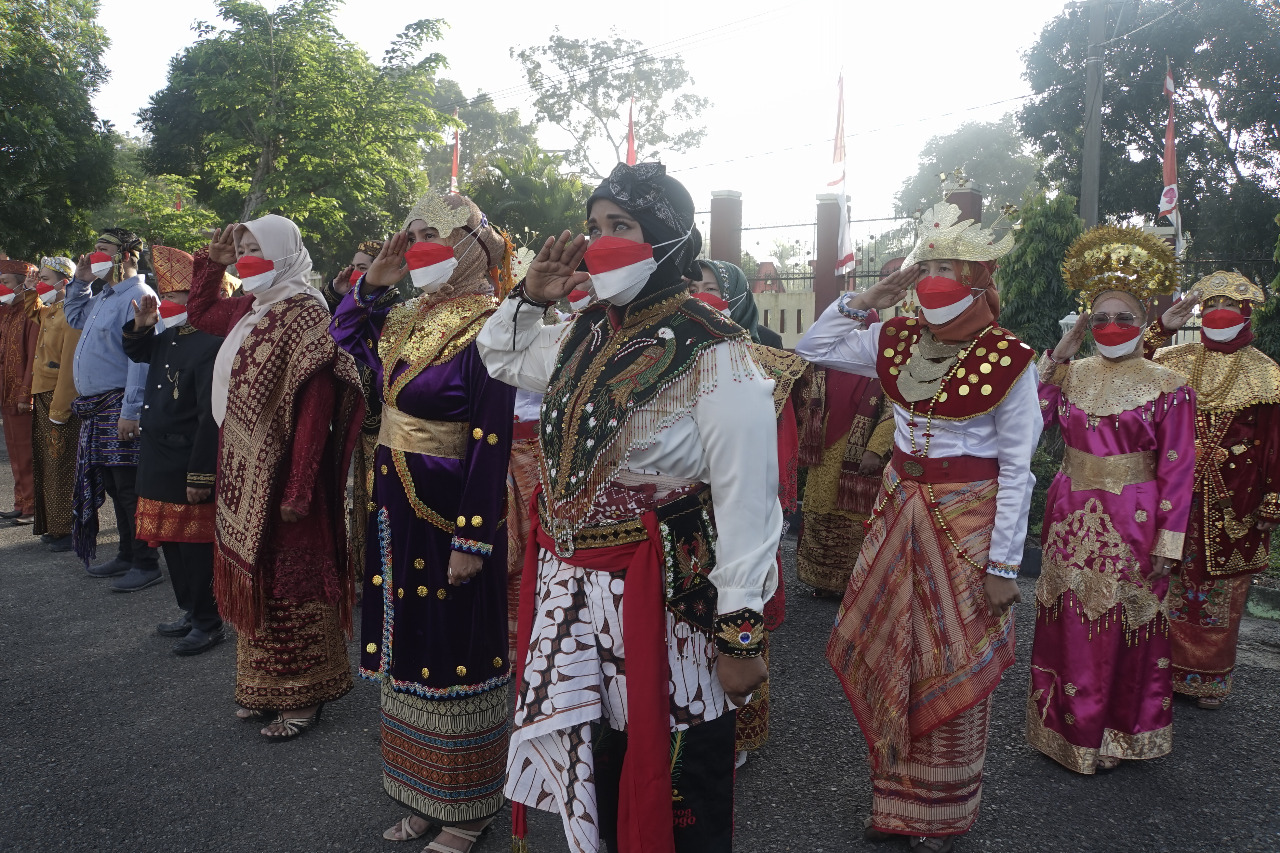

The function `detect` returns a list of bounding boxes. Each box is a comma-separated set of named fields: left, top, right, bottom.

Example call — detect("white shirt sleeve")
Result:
left=476, top=297, right=574, bottom=393
left=987, top=363, right=1043, bottom=569
left=693, top=340, right=783, bottom=615
left=793, top=299, right=882, bottom=378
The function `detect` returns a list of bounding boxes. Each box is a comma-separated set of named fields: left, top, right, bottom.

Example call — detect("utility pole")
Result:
left=1079, top=0, right=1107, bottom=228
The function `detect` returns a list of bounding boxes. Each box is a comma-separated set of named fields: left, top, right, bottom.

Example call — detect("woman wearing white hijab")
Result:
left=188, top=214, right=364, bottom=741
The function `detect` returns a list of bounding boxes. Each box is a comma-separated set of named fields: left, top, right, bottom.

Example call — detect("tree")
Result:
left=0, top=0, right=115, bottom=258
left=1251, top=214, right=1280, bottom=364
left=464, top=148, right=590, bottom=243
left=141, top=0, right=451, bottom=269
left=513, top=30, right=711, bottom=179
left=894, top=116, right=1043, bottom=224
left=420, top=79, right=539, bottom=191
left=998, top=189, right=1084, bottom=354
left=1018, top=0, right=1280, bottom=259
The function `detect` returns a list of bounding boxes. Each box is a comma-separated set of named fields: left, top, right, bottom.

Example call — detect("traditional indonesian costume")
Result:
left=508, top=387, right=545, bottom=659
left=1027, top=354, right=1194, bottom=772
left=23, top=288, right=81, bottom=538
left=0, top=276, right=39, bottom=516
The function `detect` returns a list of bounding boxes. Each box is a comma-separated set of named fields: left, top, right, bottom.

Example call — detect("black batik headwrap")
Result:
left=587, top=162, right=701, bottom=302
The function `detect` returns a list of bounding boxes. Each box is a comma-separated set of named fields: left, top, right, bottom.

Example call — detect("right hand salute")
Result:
left=365, top=233, right=409, bottom=288
left=1051, top=312, right=1090, bottom=363
left=208, top=225, right=238, bottom=266
left=846, top=263, right=921, bottom=312
left=524, top=230, right=590, bottom=303
left=1161, top=289, right=1201, bottom=331
left=132, top=293, right=160, bottom=329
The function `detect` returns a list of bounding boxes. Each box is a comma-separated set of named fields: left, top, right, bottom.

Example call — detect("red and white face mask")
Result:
left=35, top=282, right=56, bottom=303
left=88, top=251, right=115, bottom=279
left=691, top=291, right=731, bottom=316
left=1092, top=322, right=1143, bottom=358
left=0, top=285, right=14, bottom=306
left=349, top=268, right=363, bottom=288
left=567, top=289, right=592, bottom=311
left=583, top=236, right=657, bottom=305
left=235, top=255, right=277, bottom=293
left=405, top=241, right=457, bottom=292
left=1201, top=308, right=1247, bottom=343
left=916, top=276, right=974, bottom=325
left=158, top=299, right=188, bottom=329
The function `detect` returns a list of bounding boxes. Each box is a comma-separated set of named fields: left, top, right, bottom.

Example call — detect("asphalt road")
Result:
left=1, top=431, right=1278, bottom=853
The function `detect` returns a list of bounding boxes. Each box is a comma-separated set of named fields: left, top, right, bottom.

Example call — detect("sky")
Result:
left=91, top=0, right=1074, bottom=257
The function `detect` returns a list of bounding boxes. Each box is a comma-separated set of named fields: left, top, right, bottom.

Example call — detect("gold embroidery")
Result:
left=417, top=586, right=428, bottom=597
left=390, top=449, right=453, bottom=532
left=1061, top=446, right=1156, bottom=494
left=396, top=588, right=404, bottom=599
left=493, top=657, right=503, bottom=668
left=437, top=589, right=447, bottom=599
left=1135, top=510, right=1148, bottom=522
left=378, top=407, right=467, bottom=459
left=1065, top=713, right=1076, bottom=725
left=1064, top=683, right=1078, bottom=696
left=1157, top=657, right=1170, bottom=669
left=379, top=294, right=495, bottom=407
left=1153, top=528, right=1184, bottom=560
left=1159, top=499, right=1173, bottom=511
left=1155, top=341, right=1280, bottom=413
left=414, top=558, right=425, bottom=569
left=1061, top=355, right=1187, bottom=417
left=1167, top=450, right=1179, bottom=462
left=749, top=344, right=810, bottom=416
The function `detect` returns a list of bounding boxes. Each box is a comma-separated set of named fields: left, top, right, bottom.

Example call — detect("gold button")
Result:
left=980, top=384, right=992, bottom=395
left=969, top=374, right=979, bottom=383
left=414, top=558, right=425, bottom=569
left=372, top=574, right=383, bottom=586
left=472, top=427, right=483, bottom=440
left=437, top=588, right=447, bottom=599
left=367, top=501, right=376, bottom=512
left=456, top=665, right=467, bottom=677
left=898, top=330, right=909, bottom=338
left=421, top=667, right=430, bottom=678
left=883, top=348, right=896, bottom=358
left=905, top=318, right=917, bottom=325
left=397, top=588, right=404, bottom=598
left=380, top=464, right=388, bottom=475
left=888, top=366, right=898, bottom=375
left=958, top=385, right=970, bottom=396
left=1167, top=451, right=1178, bottom=462
left=997, top=340, right=1009, bottom=349
left=999, top=355, right=1012, bottom=367
left=456, top=516, right=467, bottom=527
left=471, top=515, right=483, bottom=527
left=417, top=585, right=428, bottom=596
left=895, top=342, right=905, bottom=352
left=493, top=657, right=503, bottom=668
left=979, top=363, right=992, bottom=374
left=366, top=643, right=377, bottom=653
left=486, top=433, right=498, bottom=445
left=988, top=353, right=999, bottom=363
left=976, top=347, right=987, bottom=356
left=938, top=392, right=947, bottom=402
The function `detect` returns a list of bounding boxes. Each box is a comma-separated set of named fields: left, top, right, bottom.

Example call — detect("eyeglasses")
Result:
left=1089, top=312, right=1138, bottom=328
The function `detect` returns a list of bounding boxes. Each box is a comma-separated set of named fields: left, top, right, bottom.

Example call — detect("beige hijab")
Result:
left=211, top=214, right=325, bottom=424
left=402, top=192, right=504, bottom=307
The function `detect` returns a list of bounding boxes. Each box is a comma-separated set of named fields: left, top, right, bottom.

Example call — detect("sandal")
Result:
left=236, top=707, right=274, bottom=722
left=909, top=837, right=955, bottom=853
left=863, top=816, right=894, bottom=842
left=1095, top=755, right=1121, bottom=773
left=1197, top=696, right=1224, bottom=710
left=383, top=816, right=431, bottom=842
left=262, top=704, right=324, bottom=742
left=425, top=819, right=493, bottom=853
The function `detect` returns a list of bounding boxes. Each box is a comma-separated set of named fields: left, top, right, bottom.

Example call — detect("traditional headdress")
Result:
left=903, top=202, right=1015, bottom=268
left=0, top=259, right=37, bottom=278
left=97, top=228, right=145, bottom=258
left=40, top=256, right=75, bottom=279
left=151, top=245, right=195, bottom=295
left=403, top=193, right=473, bottom=234
left=356, top=240, right=384, bottom=258
left=1062, top=225, right=1179, bottom=308
left=1193, top=270, right=1265, bottom=305
left=401, top=192, right=513, bottom=300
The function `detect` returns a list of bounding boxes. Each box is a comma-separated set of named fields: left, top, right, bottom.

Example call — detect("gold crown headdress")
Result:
left=903, top=202, right=1015, bottom=268
left=1062, top=225, right=1179, bottom=308
left=1192, top=270, right=1265, bottom=305
left=402, top=192, right=474, bottom=235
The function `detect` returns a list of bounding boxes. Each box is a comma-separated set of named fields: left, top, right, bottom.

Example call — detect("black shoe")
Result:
left=110, top=567, right=163, bottom=592
left=157, top=613, right=193, bottom=637
left=46, top=535, right=73, bottom=553
left=40, top=533, right=55, bottom=544
left=0, top=509, right=22, bottom=519
left=173, top=625, right=224, bottom=656
left=86, top=557, right=131, bottom=578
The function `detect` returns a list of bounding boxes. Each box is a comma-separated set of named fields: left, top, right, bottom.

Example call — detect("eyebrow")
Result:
left=587, top=213, right=636, bottom=225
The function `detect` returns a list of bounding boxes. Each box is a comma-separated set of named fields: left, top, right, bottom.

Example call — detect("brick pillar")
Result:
left=815, top=193, right=841, bottom=315
left=709, top=190, right=742, bottom=264
left=945, top=186, right=983, bottom=223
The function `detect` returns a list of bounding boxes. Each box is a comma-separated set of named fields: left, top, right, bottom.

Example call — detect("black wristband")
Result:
left=714, top=608, right=766, bottom=658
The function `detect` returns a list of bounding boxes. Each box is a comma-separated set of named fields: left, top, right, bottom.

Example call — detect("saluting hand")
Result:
left=75, top=253, right=94, bottom=282
left=845, top=263, right=920, bottom=312
left=1162, top=289, right=1201, bottom=332
left=1051, top=312, right=1090, bottom=364
left=332, top=265, right=356, bottom=296
left=208, top=225, right=238, bottom=267
left=132, top=293, right=160, bottom=329
left=365, top=233, right=409, bottom=288
left=524, top=231, right=590, bottom=304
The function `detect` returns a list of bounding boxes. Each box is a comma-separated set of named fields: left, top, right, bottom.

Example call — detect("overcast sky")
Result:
left=92, top=0, right=1073, bottom=255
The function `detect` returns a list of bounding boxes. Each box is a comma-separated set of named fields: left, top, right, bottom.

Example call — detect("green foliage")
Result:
left=464, top=148, right=590, bottom=244
left=513, top=29, right=711, bottom=180
left=894, top=116, right=1043, bottom=224
left=1019, top=0, right=1280, bottom=259
left=999, top=189, right=1084, bottom=354
left=1027, top=432, right=1065, bottom=540
left=738, top=252, right=760, bottom=281
left=140, top=0, right=451, bottom=269
left=1251, top=214, right=1280, bottom=364
left=420, top=80, right=539, bottom=191
left=0, top=0, right=115, bottom=259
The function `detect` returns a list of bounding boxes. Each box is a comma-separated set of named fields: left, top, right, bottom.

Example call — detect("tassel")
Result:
left=836, top=469, right=883, bottom=514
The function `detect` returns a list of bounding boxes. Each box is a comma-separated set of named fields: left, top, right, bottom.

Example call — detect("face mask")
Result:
left=584, top=230, right=690, bottom=306
left=1201, top=308, right=1247, bottom=343
left=916, top=276, right=974, bottom=325
left=567, top=289, right=592, bottom=311
left=35, top=282, right=56, bottom=303
left=0, top=286, right=14, bottom=306
left=405, top=241, right=457, bottom=292
left=235, top=255, right=277, bottom=293
left=692, top=292, right=731, bottom=315
left=348, top=268, right=363, bottom=287
left=89, top=251, right=115, bottom=279
left=1092, top=322, right=1142, bottom=358
left=158, top=299, right=187, bottom=329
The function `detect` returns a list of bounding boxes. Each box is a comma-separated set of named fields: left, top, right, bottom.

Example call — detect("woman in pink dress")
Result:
left=1027, top=225, right=1195, bottom=773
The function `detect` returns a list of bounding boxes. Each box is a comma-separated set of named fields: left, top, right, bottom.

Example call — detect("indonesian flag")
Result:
left=829, top=72, right=855, bottom=276
left=158, top=298, right=188, bottom=329
left=450, top=108, right=461, bottom=195
left=235, top=255, right=276, bottom=292
left=1158, top=61, right=1184, bottom=255
left=627, top=98, right=637, bottom=166
left=0, top=285, right=14, bottom=305
left=916, top=276, right=974, bottom=324
left=88, top=251, right=114, bottom=279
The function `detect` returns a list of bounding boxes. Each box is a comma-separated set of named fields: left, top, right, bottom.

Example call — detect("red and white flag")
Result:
left=1157, top=61, right=1183, bottom=255
left=449, top=108, right=461, bottom=194
left=829, top=72, right=855, bottom=276
left=626, top=98, right=637, bottom=166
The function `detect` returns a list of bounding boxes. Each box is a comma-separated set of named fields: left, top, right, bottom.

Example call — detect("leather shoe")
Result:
left=157, top=613, right=193, bottom=637
left=40, top=533, right=55, bottom=544
left=110, top=566, right=163, bottom=592
left=0, top=508, right=22, bottom=519
left=86, top=557, right=132, bottom=578
left=46, top=535, right=74, bottom=553
left=174, top=625, right=225, bottom=656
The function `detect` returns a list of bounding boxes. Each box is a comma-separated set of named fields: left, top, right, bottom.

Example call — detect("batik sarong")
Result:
left=506, top=433, right=541, bottom=658
left=733, top=639, right=770, bottom=751
left=31, top=390, right=78, bottom=538
left=234, top=597, right=354, bottom=711
left=1169, top=566, right=1253, bottom=699
left=135, top=496, right=215, bottom=545
left=71, top=389, right=139, bottom=564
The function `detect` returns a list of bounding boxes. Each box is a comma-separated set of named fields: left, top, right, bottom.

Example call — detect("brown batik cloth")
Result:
left=32, top=390, right=78, bottom=537
left=235, top=598, right=353, bottom=711
left=349, top=431, right=378, bottom=584
left=734, top=637, right=770, bottom=751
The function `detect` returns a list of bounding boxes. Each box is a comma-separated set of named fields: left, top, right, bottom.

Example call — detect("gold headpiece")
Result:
left=1062, top=225, right=1179, bottom=308
left=402, top=192, right=474, bottom=235
left=903, top=202, right=1015, bottom=268
left=151, top=245, right=194, bottom=295
left=1192, top=270, right=1265, bottom=305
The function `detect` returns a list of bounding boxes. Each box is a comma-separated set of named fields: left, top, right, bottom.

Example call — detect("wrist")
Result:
left=714, top=608, right=765, bottom=658
left=985, top=560, right=1019, bottom=580
left=508, top=281, right=554, bottom=309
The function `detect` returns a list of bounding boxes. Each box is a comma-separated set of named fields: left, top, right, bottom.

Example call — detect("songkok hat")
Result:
left=903, top=202, right=1015, bottom=268
left=41, top=257, right=75, bottom=279
left=1192, top=270, right=1264, bottom=306
left=357, top=240, right=384, bottom=257
left=0, top=259, right=37, bottom=278
left=1062, top=225, right=1179, bottom=308
left=152, top=245, right=195, bottom=294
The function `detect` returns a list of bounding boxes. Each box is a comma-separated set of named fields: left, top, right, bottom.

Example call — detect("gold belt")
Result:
left=377, top=406, right=468, bottom=460
left=538, top=486, right=711, bottom=557
left=1061, top=446, right=1155, bottom=495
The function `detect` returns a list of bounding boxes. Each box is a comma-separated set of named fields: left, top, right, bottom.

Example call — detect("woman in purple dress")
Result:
left=331, top=192, right=515, bottom=853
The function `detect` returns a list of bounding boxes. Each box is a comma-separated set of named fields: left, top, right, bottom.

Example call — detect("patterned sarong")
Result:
left=234, top=597, right=353, bottom=711
left=71, top=389, right=139, bottom=565
left=32, top=390, right=79, bottom=538
left=1169, top=567, right=1253, bottom=698
left=505, top=435, right=541, bottom=658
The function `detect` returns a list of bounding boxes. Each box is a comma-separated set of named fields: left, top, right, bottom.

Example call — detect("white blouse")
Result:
left=795, top=299, right=1043, bottom=569
left=478, top=298, right=782, bottom=616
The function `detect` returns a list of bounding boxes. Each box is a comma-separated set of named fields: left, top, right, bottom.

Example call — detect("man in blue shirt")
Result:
left=65, top=228, right=162, bottom=592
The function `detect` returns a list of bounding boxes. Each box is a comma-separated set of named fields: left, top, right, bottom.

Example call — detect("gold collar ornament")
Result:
left=903, top=202, right=1015, bottom=267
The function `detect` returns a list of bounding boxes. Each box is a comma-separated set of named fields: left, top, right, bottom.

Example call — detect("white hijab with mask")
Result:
left=211, top=214, right=326, bottom=425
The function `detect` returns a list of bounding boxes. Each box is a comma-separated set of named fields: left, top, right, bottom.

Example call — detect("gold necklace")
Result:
left=1189, top=347, right=1244, bottom=404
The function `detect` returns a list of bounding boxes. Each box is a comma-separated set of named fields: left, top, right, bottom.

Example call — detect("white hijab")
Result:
left=211, top=214, right=325, bottom=425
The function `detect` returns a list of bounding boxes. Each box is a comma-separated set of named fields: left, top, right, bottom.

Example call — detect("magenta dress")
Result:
left=1027, top=355, right=1195, bottom=773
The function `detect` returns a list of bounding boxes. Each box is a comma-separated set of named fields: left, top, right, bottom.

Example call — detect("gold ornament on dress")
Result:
left=903, top=201, right=1015, bottom=267
left=1059, top=355, right=1187, bottom=418
left=1062, top=225, right=1179, bottom=308
left=1061, top=447, right=1156, bottom=495
left=1192, top=270, right=1265, bottom=305
left=1155, top=342, right=1280, bottom=413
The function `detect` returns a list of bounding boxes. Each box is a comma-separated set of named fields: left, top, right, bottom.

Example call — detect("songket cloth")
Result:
left=1168, top=559, right=1254, bottom=698
left=235, top=597, right=354, bottom=710
left=827, top=465, right=1013, bottom=836
left=1028, top=356, right=1195, bottom=773
left=71, top=389, right=139, bottom=564
left=135, top=496, right=215, bottom=545
left=507, top=426, right=541, bottom=659
left=31, top=391, right=78, bottom=537
left=1, top=405, right=34, bottom=515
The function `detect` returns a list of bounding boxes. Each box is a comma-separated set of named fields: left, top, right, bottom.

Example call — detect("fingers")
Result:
left=386, top=231, right=410, bottom=258
left=562, top=234, right=589, bottom=271
left=545, top=231, right=574, bottom=265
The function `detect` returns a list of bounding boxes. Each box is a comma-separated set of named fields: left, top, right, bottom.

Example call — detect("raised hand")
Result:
left=365, top=233, right=409, bottom=288
left=75, top=253, right=93, bottom=282
left=132, top=293, right=160, bottom=329
left=848, top=263, right=920, bottom=312
left=1051, top=311, right=1090, bottom=363
left=525, top=231, right=589, bottom=303
left=208, top=225, right=238, bottom=266
left=332, top=265, right=356, bottom=296
left=1162, top=289, right=1201, bottom=331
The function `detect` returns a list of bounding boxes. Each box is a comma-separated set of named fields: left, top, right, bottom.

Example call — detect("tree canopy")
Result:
left=998, top=189, right=1084, bottom=354
left=513, top=29, right=710, bottom=179
left=464, top=148, right=590, bottom=244
left=1019, top=0, right=1280, bottom=261
left=0, top=0, right=115, bottom=259
left=140, top=0, right=451, bottom=268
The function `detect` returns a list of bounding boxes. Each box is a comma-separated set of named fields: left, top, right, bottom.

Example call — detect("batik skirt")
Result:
left=235, top=597, right=353, bottom=711
left=31, top=390, right=78, bottom=538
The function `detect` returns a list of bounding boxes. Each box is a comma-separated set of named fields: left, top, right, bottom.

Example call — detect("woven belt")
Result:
left=538, top=485, right=711, bottom=558
left=1061, top=446, right=1155, bottom=495
left=512, top=419, right=539, bottom=442
left=890, top=447, right=1000, bottom=484
left=377, top=405, right=467, bottom=460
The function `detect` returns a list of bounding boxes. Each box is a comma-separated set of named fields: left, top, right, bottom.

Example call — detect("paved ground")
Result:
left=1, top=430, right=1278, bottom=852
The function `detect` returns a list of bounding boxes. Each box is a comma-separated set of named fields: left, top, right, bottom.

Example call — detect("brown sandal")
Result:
left=382, top=816, right=431, bottom=842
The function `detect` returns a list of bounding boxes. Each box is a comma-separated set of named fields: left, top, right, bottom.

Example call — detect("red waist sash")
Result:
left=890, top=446, right=1000, bottom=484
left=512, top=419, right=539, bottom=442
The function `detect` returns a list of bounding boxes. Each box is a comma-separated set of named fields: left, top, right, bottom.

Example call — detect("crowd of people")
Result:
left=0, top=159, right=1276, bottom=853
